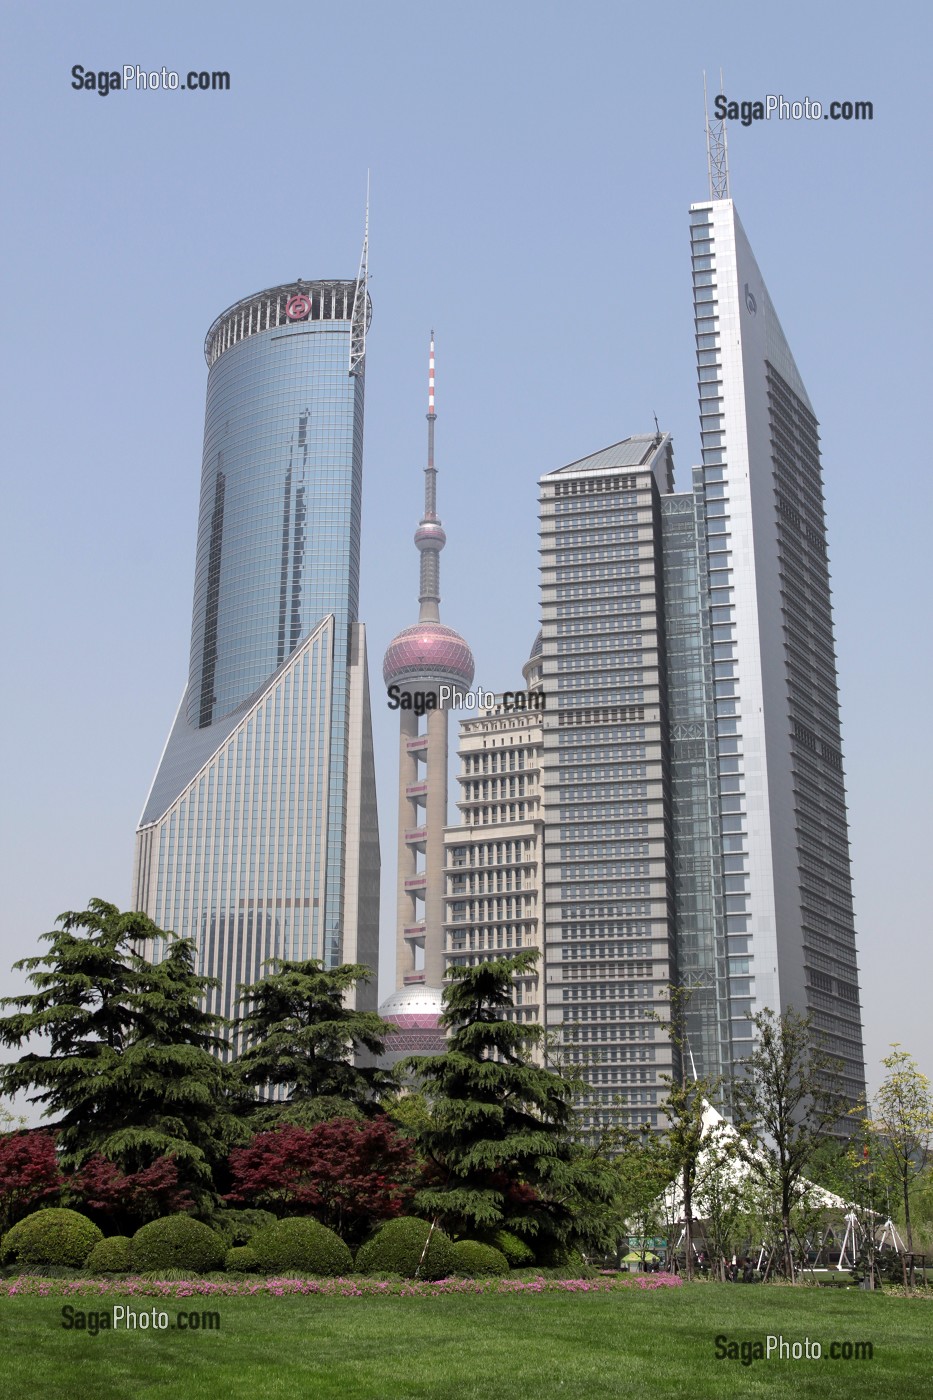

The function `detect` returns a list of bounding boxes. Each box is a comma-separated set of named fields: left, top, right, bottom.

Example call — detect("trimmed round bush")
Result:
left=355, top=1218, right=453, bottom=1280
left=251, top=1219, right=352, bottom=1277
left=224, top=1245, right=261, bottom=1273
left=86, top=1236, right=132, bottom=1273
left=1, top=1208, right=103, bottom=1268
left=450, top=1240, right=509, bottom=1277
left=490, top=1229, right=536, bottom=1268
left=130, top=1215, right=225, bottom=1274
left=210, top=1209, right=277, bottom=1247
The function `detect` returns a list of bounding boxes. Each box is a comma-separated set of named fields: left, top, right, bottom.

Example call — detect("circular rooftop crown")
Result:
left=203, top=279, right=372, bottom=367
left=383, top=622, right=475, bottom=691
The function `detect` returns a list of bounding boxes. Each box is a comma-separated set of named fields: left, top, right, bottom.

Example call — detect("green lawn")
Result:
left=0, top=1283, right=929, bottom=1398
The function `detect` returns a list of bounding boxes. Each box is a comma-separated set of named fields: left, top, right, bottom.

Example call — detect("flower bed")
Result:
left=1, top=1272, right=683, bottom=1299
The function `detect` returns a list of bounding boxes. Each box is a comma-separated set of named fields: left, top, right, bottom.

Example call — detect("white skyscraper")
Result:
left=688, top=192, right=865, bottom=1102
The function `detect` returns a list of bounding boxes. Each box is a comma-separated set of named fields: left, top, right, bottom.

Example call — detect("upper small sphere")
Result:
left=414, top=522, right=447, bottom=551
left=383, top=622, right=475, bottom=692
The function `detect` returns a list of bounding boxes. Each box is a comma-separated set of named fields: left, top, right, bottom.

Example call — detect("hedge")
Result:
left=449, top=1240, right=509, bottom=1277
left=130, top=1215, right=226, bottom=1274
left=224, top=1245, right=261, bottom=1273
left=85, top=1236, right=132, bottom=1273
left=355, top=1218, right=453, bottom=1280
left=250, top=1218, right=352, bottom=1276
left=490, top=1229, right=536, bottom=1268
left=1, top=1209, right=103, bottom=1269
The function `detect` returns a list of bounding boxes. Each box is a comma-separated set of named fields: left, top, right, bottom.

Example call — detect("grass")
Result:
left=0, top=1280, right=929, bottom=1398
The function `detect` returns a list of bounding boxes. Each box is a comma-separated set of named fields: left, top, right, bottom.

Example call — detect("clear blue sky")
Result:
left=2, top=0, right=930, bottom=1112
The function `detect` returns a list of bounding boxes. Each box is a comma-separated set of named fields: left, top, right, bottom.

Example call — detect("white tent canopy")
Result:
left=659, top=1100, right=854, bottom=1223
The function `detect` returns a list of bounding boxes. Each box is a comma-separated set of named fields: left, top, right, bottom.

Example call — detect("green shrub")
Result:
left=490, top=1229, right=536, bottom=1268
left=355, top=1218, right=453, bottom=1280
left=537, top=1248, right=596, bottom=1279
left=209, top=1209, right=277, bottom=1247
left=224, top=1245, right=261, bottom=1273
left=1, top=1208, right=103, bottom=1268
left=130, top=1215, right=225, bottom=1274
left=250, top=1218, right=352, bottom=1277
left=450, top=1240, right=509, bottom=1277
left=86, top=1236, right=132, bottom=1273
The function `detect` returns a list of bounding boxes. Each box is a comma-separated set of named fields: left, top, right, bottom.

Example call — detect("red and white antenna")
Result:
left=428, top=331, right=436, bottom=420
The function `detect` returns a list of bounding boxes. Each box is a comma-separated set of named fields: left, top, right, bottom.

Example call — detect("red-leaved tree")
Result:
left=0, top=1130, right=62, bottom=1230
left=225, top=1118, right=417, bottom=1244
left=71, top=1155, right=194, bottom=1231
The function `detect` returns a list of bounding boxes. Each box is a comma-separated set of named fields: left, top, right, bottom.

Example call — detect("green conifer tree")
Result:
left=411, top=951, right=582, bottom=1252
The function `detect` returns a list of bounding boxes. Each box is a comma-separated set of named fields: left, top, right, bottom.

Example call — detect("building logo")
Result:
left=744, top=283, right=758, bottom=315
left=285, top=293, right=312, bottom=321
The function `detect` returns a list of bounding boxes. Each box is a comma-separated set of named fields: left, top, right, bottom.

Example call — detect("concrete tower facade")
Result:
left=443, top=635, right=548, bottom=1047
left=383, top=338, right=475, bottom=997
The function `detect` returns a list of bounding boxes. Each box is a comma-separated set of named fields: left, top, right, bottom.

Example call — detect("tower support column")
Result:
left=423, top=706, right=449, bottom=986
left=395, top=705, right=420, bottom=987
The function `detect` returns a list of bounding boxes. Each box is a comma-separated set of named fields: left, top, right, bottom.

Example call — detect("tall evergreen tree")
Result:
left=0, top=900, right=239, bottom=1208
left=233, top=960, right=394, bottom=1118
left=102, top=936, right=241, bottom=1204
left=0, top=900, right=160, bottom=1159
left=411, top=952, right=584, bottom=1251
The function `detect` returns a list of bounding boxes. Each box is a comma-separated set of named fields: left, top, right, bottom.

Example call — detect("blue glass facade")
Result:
left=660, top=483, right=729, bottom=1083
left=188, top=321, right=363, bottom=728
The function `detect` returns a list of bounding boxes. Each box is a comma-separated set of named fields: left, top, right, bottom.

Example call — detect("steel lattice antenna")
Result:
left=350, top=172, right=370, bottom=375
left=703, top=70, right=730, bottom=200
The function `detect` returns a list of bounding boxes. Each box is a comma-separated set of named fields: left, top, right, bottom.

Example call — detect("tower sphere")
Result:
left=383, top=621, right=475, bottom=694
left=414, top=521, right=447, bottom=551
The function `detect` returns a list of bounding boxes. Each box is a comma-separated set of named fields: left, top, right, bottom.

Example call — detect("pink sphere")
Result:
left=383, top=622, right=475, bottom=690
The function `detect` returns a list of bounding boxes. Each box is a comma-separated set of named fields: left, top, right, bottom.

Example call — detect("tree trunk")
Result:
left=782, top=1211, right=796, bottom=1283
left=683, top=1167, right=694, bottom=1281
left=903, top=1177, right=913, bottom=1290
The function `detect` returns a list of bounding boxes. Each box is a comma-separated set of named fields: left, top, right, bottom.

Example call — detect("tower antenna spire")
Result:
left=350, top=172, right=370, bottom=375
left=703, top=70, right=730, bottom=200
left=417, top=331, right=443, bottom=619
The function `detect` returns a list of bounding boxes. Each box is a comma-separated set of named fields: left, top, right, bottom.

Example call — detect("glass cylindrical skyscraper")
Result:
left=190, top=282, right=365, bottom=728
left=133, top=271, right=380, bottom=1028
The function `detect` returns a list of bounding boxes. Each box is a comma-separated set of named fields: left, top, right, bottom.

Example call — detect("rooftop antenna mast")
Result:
left=350, top=171, right=370, bottom=376
left=703, top=70, right=730, bottom=200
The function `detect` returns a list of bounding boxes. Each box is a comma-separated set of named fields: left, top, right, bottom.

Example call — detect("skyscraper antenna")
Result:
left=350, top=172, right=370, bottom=376
left=703, top=70, right=730, bottom=200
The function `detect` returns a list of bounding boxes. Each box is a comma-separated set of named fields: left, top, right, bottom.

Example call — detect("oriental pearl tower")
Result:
left=380, top=337, right=474, bottom=1042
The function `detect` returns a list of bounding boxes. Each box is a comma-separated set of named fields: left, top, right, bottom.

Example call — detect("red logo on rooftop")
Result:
left=285, top=293, right=311, bottom=321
